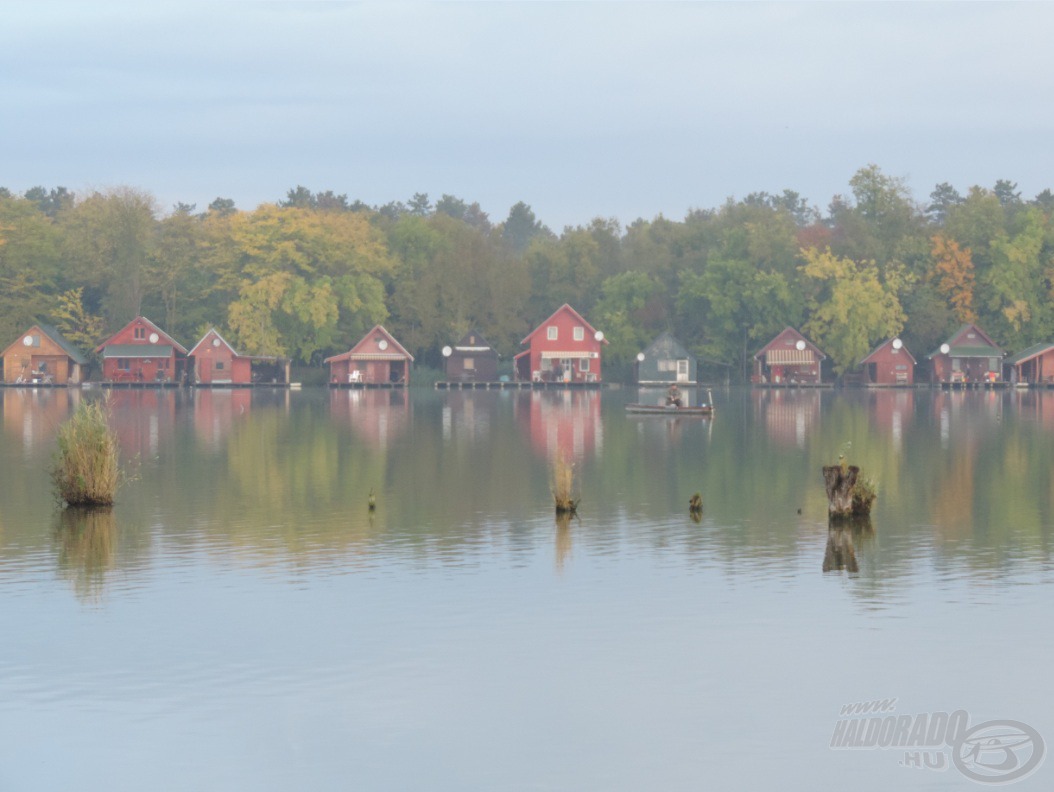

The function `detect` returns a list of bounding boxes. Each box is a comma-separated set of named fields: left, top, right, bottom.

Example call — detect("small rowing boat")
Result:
left=625, top=403, right=714, bottom=416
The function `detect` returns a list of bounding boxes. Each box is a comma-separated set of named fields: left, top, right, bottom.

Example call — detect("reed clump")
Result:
left=550, top=453, right=579, bottom=515
left=52, top=400, right=122, bottom=507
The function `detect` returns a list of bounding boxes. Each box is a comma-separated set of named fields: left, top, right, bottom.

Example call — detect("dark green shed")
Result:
left=636, top=332, right=697, bottom=385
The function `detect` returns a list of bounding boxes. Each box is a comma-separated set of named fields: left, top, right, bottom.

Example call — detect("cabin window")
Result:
left=952, top=359, right=961, bottom=372
left=463, top=358, right=475, bottom=370
left=574, top=326, right=584, bottom=341
left=967, top=332, right=976, bottom=339
left=117, top=359, right=131, bottom=371
left=989, top=358, right=999, bottom=372
left=547, top=326, right=558, bottom=341
left=579, top=359, right=590, bottom=372
left=891, top=348, right=899, bottom=354
left=134, top=326, right=146, bottom=340
left=895, top=365, right=908, bottom=371
left=658, top=360, right=676, bottom=372
left=215, top=361, right=225, bottom=370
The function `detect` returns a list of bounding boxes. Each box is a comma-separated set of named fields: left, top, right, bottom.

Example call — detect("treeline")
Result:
left=2, top=165, right=1054, bottom=380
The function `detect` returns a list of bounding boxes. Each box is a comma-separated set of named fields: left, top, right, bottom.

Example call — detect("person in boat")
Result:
left=666, top=383, right=682, bottom=408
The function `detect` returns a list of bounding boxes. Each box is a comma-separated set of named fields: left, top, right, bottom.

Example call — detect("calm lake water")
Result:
left=1, top=385, right=1052, bottom=791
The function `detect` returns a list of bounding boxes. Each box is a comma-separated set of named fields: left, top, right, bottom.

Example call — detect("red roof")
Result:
left=324, top=325, right=414, bottom=363
left=520, top=304, right=607, bottom=346
left=754, top=327, right=825, bottom=360
left=94, top=316, right=188, bottom=355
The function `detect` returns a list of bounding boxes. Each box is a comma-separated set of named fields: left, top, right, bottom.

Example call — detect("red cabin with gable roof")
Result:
left=513, top=304, right=606, bottom=384
left=95, top=316, right=187, bottom=384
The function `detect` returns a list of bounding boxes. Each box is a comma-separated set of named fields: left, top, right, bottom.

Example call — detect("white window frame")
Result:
left=573, top=326, right=584, bottom=341
left=547, top=326, right=558, bottom=341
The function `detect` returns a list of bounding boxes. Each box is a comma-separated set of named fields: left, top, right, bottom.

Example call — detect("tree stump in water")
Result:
left=822, top=464, right=875, bottom=519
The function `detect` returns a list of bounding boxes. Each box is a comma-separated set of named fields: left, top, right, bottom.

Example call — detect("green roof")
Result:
left=947, top=346, right=1004, bottom=358
left=101, top=344, right=175, bottom=358
left=1007, top=342, right=1054, bottom=366
left=36, top=324, right=89, bottom=364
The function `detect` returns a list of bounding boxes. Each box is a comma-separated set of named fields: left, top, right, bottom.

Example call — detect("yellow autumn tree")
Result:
left=223, top=205, right=393, bottom=361
left=930, top=235, right=976, bottom=323
left=800, top=247, right=906, bottom=375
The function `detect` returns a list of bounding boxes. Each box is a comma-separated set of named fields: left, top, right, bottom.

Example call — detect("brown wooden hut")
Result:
left=928, top=323, right=1003, bottom=385
left=443, top=330, right=499, bottom=382
left=2, top=324, right=88, bottom=385
left=859, top=338, right=915, bottom=386
left=325, top=325, right=413, bottom=386
left=1007, top=342, right=1054, bottom=385
left=752, top=327, right=825, bottom=385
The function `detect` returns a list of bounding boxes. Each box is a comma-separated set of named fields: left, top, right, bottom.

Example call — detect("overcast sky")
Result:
left=3, top=2, right=1053, bottom=229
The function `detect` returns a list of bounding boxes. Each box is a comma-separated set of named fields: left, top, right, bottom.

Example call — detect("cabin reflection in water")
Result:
left=515, top=389, right=602, bottom=462
left=440, top=391, right=494, bottom=443
left=192, top=388, right=253, bottom=450
left=108, top=389, right=181, bottom=459
left=1, top=387, right=81, bottom=451
left=328, top=387, right=410, bottom=450
left=753, top=388, right=821, bottom=448
left=866, top=389, right=915, bottom=452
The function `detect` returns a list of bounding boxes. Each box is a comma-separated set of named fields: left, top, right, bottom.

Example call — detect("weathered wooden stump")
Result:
left=822, top=465, right=875, bottom=520
left=688, top=492, right=703, bottom=520
left=823, top=465, right=858, bottom=517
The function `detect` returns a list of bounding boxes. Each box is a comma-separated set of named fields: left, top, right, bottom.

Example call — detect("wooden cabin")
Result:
left=188, top=328, right=251, bottom=385
left=859, top=338, right=916, bottom=386
left=2, top=324, right=88, bottom=385
left=513, top=304, right=606, bottom=384
left=1006, top=342, right=1054, bottom=385
left=325, top=325, right=413, bottom=386
left=928, top=323, right=1004, bottom=385
left=636, top=332, right=697, bottom=385
left=753, top=327, right=825, bottom=385
left=443, top=330, right=499, bottom=382
left=188, top=328, right=290, bottom=386
left=95, top=317, right=188, bottom=384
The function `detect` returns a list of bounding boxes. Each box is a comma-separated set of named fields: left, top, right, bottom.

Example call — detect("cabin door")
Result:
left=676, top=359, right=689, bottom=382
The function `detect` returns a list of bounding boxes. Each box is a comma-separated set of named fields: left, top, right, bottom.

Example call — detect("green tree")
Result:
left=591, top=271, right=661, bottom=366
left=61, top=188, right=159, bottom=327
left=0, top=193, right=62, bottom=342
left=980, top=208, right=1050, bottom=347
left=677, top=257, right=800, bottom=379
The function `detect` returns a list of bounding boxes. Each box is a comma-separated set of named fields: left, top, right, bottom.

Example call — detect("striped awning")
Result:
left=540, top=350, right=598, bottom=359
left=766, top=349, right=816, bottom=365
left=348, top=353, right=408, bottom=361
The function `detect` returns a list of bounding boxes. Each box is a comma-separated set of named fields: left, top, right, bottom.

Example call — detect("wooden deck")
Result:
left=435, top=380, right=604, bottom=390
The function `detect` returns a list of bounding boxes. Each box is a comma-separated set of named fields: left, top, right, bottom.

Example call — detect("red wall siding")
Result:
left=524, top=307, right=602, bottom=382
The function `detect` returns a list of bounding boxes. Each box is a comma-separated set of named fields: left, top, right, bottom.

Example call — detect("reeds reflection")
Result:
left=55, top=506, right=117, bottom=601
left=555, top=512, right=574, bottom=573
